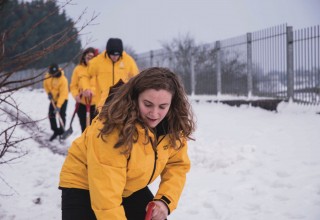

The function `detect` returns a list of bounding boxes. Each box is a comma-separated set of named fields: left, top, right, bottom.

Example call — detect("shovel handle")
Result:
left=50, top=99, right=65, bottom=129
left=85, top=96, right=92, bottom=128
left=69, top=102, right=80, bottom=126
left=145, top=202, right=156, bottom=220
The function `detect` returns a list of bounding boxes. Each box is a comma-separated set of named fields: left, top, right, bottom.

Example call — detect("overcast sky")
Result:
left=62, top=0, right=320, bottom=53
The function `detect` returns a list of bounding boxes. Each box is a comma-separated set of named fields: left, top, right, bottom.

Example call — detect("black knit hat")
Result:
left=49, top=63, right=59, bottom=74
left=106, top=38, right=123, bottom=56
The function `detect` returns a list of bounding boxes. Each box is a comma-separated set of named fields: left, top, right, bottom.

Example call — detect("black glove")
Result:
left=54, top=107, right=60, bottom=114
left=48, top=93, right=53, bottom=100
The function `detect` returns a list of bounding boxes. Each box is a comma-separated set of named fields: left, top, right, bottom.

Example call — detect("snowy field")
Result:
left=1, top=88, right=320, bottom=220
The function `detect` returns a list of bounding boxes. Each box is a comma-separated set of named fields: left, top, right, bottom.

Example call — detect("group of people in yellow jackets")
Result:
left=43, top=38, right=196, bottom=220
left=43, top=38, right=138, bottom=141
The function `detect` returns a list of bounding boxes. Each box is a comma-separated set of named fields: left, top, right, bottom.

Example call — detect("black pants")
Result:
left=61, top=187, right=154, bottom=220
left=122, top=187, right=154, bottom=219
left=76, top=103, right=96, bottom=132
left=49, top=100, right=67, bottom=133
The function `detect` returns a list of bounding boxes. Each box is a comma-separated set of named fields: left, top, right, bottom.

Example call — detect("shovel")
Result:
left=61, top=102, right=80, bottom=140
left=50, top=99, right=65, bottom=129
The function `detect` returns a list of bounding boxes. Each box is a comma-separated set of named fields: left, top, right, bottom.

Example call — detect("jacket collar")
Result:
left=136, top=118, right=169, bottom=138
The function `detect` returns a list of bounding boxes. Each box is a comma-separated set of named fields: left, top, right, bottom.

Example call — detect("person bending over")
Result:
left=59, top=67, right=195, bottom=220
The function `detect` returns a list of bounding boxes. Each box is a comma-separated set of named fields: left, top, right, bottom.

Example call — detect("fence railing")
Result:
left=5, top=24, right=319, bottom=106
left=136, top=24, right=320, bottom=105
left=4, top=63, right=76, bottom=90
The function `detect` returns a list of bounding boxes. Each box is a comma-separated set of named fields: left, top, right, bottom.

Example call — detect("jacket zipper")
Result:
left=147, top=135, right=165, bottom=185
left=147, top=146, right=157, bottom=185
left=112, top=62, right=115, bottom=84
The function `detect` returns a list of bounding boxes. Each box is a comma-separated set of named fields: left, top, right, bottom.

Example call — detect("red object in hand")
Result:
left=94, top=48, right=99, bottom=56
left=145, top=202, right=156, bottom=220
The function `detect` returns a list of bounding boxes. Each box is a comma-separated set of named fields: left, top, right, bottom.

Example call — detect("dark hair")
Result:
left=98, top=67, right=195, bottom=154
left=80, top=47, right=96, bottom=66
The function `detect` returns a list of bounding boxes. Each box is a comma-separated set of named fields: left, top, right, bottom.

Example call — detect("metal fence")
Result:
left=135, top=24, right=320, bottom=105
left=293, top=26, right=320, bottom=104
left=6, top=24, right=319, bottom=105
left=5, top=63, right=76, bottom=90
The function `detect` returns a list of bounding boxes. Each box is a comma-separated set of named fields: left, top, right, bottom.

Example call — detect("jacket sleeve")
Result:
left=87, top=128, right=128, bottom=220
left=129, top=57, right=139, bottom=76
left=129, top=56, right=139, bottom=78
left=96, top=88, right=108, bottom=111
left=80, top=61, right=97, bottom=95
left=56, top=75, right=69, bottom=108
left=43, top=73, right=50, bottom=94
left=154, top=139, right=191, bottom=214
left=70, top=66, right=81, bottom=98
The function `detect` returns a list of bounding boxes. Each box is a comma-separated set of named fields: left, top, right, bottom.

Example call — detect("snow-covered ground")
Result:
left=1, top=88, right=320, bottom=220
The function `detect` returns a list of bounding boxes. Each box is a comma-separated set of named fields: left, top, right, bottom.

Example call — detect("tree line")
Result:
left=0, top=0, right=96, bottom=165
left=0, top=0, right=81, bottom=71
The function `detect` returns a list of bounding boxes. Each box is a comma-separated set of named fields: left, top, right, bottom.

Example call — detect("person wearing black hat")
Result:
left=106, top=38, right=123, bottom=57
left=80, top=38, right=139, bottom=112
left=43, top=63, right=69, bottom=141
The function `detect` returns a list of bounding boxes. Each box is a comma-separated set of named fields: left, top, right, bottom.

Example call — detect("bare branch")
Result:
left=0, top=0, right=100, bottom=196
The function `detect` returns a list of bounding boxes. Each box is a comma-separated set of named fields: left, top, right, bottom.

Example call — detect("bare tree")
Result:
left=0, top=94, right=32, bottom=164
left=124, top=44, right=138, bottom=62
left=0, top=0, right=98, bottom=164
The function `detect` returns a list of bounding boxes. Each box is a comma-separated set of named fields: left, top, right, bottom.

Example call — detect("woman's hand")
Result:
left=75, top=94, right=81, bottom=103
left=148, top=201, right=168, bottom=220
left=83, top=89, right=93, bottom=98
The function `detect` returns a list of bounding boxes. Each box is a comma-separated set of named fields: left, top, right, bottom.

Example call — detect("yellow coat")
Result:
left=80, top=51, right=139, bottom=110
left=59, top=118, right=190, bottom=219
left=70, top=64, right=97, bottom=105
left=43, top=70, right=68, bottom=108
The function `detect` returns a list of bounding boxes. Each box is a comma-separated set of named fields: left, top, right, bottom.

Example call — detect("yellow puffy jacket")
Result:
left=43, top=70, right=68, bottom=108
left=70, top=64, right=98, bottom=105
left=79, top=51, right=139, bottom=110
left=59, top=118, right=190, bottom=219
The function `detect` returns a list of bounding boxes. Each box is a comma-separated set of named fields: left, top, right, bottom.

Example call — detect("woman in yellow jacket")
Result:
left=70, top=47, right=97, bottom=132
left=59, top=67, right=196, bottom=220
left=80, top=38, right=139, bottom=111
left=43, top=63, right=68, bottom=141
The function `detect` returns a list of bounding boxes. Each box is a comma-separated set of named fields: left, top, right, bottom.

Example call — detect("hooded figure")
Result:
left=80, top=37, right=139, bottom=111
left=49, top=63, right=62, bottom=77
left=106, top=38, right=123, bottom=57
left=43, top=63, right=69, bottom=141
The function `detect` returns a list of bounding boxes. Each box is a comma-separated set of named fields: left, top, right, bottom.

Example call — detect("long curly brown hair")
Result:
left=98, top=67, right=195, bottom=154
left=79, top=47, right=96, bottom=66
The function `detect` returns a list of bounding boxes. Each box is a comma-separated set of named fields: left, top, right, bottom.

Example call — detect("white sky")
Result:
left=61, top=0, right=320, bottom=53
left=1, top=89, right=320, bottom=219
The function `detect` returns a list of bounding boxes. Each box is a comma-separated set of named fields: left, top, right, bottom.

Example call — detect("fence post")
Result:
left=190, top=55, right=195, bottom=96
left=247, top=33, right=253, bottom=98
left=215, top=41, right=221, bottom=97
left=286, top=26, right=294, bottom=101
